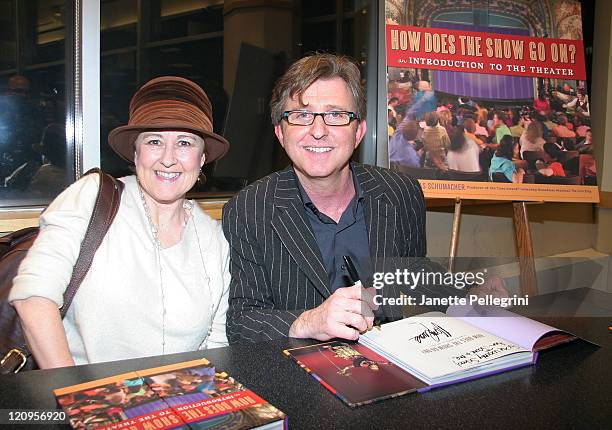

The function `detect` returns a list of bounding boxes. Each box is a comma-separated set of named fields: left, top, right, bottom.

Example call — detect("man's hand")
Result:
left=289, top=284, right=379, bottom=341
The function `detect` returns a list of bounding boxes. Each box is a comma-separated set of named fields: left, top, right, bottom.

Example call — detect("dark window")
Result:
left=99, top=0, right=371, bottom=196
left=100, top=0, right=137, bottom=51
left=302, top=0, right=336, bottom=18
left=0, top=0, right=73, bottom=207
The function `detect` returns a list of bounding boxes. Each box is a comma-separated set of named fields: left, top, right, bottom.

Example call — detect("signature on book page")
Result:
left=408, top=322, right=453, bottom=344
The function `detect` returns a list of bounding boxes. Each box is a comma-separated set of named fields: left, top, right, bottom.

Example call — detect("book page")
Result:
left=360, top=312, right=530, bottom=382
left=446, top=305, right=573, bottom=350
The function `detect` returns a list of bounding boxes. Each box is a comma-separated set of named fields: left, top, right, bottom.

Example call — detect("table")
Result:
left=1, top=288, right=610, bottom=429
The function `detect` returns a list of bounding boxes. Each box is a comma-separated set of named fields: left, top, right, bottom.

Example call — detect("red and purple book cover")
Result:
left=54, top=358, right=287, bottom=430
left=283, top=341, right=426, bottom=407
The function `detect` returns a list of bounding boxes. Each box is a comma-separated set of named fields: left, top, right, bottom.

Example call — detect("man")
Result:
left=222, top=53, right=496, bottom=344
left=510, top=114, right=527, bottom=138
left=387, top=96, right=399, bottom=118
left=389, top=120, right=421, bottom=168
left=406, top=80, right=436, bottom=120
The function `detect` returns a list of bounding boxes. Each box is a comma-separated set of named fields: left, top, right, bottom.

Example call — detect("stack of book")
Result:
left=54, top=358, right=287, bottom=430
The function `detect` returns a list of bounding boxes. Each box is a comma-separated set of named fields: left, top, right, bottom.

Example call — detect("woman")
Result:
left=10, top=77, right=231, bottom=368
left=489, top=135, right=524, bottom=183
left=437, top=108, right=454, bottom=135
left=535, top=143, right=566, bottom=177
left=519, top=120, right=546, bottom=157
left=446, top=126, right=481, bottom=173
left=475, top=101, right=488, bottom=126
left=463, top=118, right=487, bottom=149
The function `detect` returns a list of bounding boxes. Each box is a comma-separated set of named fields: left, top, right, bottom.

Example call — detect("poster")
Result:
left=385, top=0, right=598, bottom=202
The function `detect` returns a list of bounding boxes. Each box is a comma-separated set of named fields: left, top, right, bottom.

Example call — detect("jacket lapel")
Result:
left=354, top=164, right=398, bottom=274
left=271, top=167, right=332, bottom=299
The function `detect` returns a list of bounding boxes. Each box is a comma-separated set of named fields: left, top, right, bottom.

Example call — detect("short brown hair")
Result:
left=463, top=118, right=476, bottom=133
left=495, top=111, right=506, bottom=122
left=270, top=53, right=366, bottom=125
left=400, top=120, right=419, bottom=141
left=424, top=111, right=439, bottom=127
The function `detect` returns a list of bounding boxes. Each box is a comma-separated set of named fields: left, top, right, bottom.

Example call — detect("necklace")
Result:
left=137, top=180, right=214, bottom=354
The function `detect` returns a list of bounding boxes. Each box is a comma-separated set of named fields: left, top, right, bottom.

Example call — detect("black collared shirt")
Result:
left=296, top=168, right=372, bottom=292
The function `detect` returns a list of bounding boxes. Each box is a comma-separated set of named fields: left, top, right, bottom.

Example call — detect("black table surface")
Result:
left=1, top=288, right=611, bottom=430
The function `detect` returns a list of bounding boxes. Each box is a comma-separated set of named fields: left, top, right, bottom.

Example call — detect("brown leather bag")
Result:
left=0, top=169, right=123, bottom=373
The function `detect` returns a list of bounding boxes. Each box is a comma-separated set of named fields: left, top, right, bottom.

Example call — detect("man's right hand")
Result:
left=288, top=284, right=378, bottom=341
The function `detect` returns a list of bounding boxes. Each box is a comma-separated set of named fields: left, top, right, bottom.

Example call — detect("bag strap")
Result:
left=2, top=169, right=123, bottom=373
left=60, top=169, right=124, bottom=317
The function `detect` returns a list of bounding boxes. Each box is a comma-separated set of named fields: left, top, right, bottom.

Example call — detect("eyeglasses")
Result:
left=282, top=110, right=359, bottom=126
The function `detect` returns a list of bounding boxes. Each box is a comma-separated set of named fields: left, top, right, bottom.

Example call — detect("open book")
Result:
left=360, top=306, right=576, bottom=388
left=285, top=306, right=577, bottom=406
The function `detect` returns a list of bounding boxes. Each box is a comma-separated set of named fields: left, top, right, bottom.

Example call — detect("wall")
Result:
left=425, top=202, right=594, bottom=258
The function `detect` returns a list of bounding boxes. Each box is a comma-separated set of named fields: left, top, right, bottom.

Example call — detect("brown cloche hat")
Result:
left=108, top=76, right=229, bottom=164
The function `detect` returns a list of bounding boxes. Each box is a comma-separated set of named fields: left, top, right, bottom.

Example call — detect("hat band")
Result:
left=129, top=99, right=213, bottom=132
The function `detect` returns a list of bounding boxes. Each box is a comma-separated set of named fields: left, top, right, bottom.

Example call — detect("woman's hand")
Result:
left=12, top=297, right=75, bottom=369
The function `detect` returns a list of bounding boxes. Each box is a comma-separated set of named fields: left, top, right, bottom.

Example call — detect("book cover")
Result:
left=54, top=358, right=287, bottom=430
left=283, top=341, right=426, bottom=407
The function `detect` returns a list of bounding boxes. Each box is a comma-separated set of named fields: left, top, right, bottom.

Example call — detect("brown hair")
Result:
left=495, top=135, right=516, bottom=160
left=424, top=111, right=439, bottom=127
left=495, top=111, right=507, bottom=122
left=463, top=118, right=476, bottom=133
left=400, top=120, right=419, bottom=141
left=525, top=120, right=544, bottom=143
left=269, top=53, right=366, bottom=125
left=449, top=126, right=467, bottom=152
left=438, top=109, right=452, bottom=128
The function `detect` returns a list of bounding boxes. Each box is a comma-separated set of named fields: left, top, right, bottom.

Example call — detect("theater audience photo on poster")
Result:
left=385, top=0, right=597, bottom=202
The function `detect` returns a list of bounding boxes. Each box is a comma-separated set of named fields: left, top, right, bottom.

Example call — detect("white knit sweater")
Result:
left=10, top=175, right=229, bottom=365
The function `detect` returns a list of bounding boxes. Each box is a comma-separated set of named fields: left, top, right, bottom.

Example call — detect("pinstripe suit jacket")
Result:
left=222, top=162, right=444, bottom=344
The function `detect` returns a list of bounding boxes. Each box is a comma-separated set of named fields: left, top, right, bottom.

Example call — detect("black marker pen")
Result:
left=342, top=255, right=381, bottom=331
